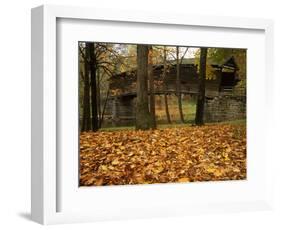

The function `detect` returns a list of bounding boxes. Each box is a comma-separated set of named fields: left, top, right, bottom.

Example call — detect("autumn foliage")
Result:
left=80, top=124, right=246, bottom=186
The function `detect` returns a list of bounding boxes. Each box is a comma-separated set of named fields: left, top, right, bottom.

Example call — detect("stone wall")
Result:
left=204, top=95, right=246, bottom=122
left=103, top=93, right=246, bottom=126
left=103, top=97, right=136, bottom=127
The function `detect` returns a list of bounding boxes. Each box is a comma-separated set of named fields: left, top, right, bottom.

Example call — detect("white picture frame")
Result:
left=31, top=4, right=274, bottom=225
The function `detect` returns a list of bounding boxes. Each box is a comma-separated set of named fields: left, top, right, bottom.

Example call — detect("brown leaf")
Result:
left=178, top=177, right=190, bottom=183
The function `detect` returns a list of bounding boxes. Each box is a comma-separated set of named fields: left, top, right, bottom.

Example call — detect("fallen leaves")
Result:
left=79, top=124, right=246, bottom=186
left=111, top=159, right=120, bottom=165
left=178, top=177, right=190, bottom=183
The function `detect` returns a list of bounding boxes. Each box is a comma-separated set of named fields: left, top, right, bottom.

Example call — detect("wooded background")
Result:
left=79, top=43, right=246, bottom=132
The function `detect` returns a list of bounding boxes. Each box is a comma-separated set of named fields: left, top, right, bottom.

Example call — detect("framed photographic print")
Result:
left=31, top=5, right=274, bottom=225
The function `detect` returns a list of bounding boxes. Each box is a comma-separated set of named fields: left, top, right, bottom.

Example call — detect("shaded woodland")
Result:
left=79, top=43, right=246, bottom=130
left=79, top=42, right=247, bottom=186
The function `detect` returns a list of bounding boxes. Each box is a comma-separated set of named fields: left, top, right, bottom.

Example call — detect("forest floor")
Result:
left=80, top=123, right=246, bottom=186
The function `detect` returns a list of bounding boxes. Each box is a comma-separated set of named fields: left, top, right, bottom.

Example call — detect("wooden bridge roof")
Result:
left=109, top=57, right=238, bottom=96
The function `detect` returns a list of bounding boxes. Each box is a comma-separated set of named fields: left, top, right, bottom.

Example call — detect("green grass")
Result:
left=99, top=119, right=246, bottom=132
left=99, top=123, right=190, bottom=132
left=210, top=119, right=246, bottom=126
left=100, top=126, right=135, bottom=132
left=155, top=95, right=196, bottom=123
left=98, top=95, right=245, bottom=132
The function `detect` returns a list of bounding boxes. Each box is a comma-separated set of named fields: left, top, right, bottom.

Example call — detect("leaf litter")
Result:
left=80, top=124, right=246, bottom=186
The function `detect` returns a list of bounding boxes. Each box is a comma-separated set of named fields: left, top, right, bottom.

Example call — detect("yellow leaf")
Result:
left=213, top=169, right=223, bottom=177
left=233, top=167, right=240, bottom=173
left=206, top=167, right=216, bottom=173
left=100, top=165, right=108, bottom=171
left=178, top=177, right=190, bottom=183
left=111, top=159, right=119, bottom=165
left=153, top=166, right=164, bottom=173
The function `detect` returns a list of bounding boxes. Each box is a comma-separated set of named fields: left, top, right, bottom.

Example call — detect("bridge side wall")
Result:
left=103, top=94, right=246, bottom=127
left=204, top=95, right=246, bottom=122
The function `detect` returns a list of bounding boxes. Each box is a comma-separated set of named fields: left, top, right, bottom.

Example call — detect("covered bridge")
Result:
left=103, top=56, right=245, bottom=125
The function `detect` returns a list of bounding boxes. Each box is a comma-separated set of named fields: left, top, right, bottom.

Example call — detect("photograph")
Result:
left=78, top=42, right=247, bottom=186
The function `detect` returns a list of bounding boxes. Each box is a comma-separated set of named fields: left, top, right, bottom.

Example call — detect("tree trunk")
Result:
left=99, top=88, right=110, bottom=128
left=96, top=68, right=101, bottom=128
left=163, top=46, right=171, bottom=124
left=195, top=47, right=208, bottom=125
left=81, top=44, right=91, bottom=131
left=135, top=45, right=153, bottom=130
left=148, top=46, right=156, bottom=129
left=89, top=43, right=99, bottom=131
left=176, top=46, right=185, bottom=123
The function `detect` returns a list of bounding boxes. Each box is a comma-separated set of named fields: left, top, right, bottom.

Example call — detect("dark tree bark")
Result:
left=176, top=46, right=185, bottom=123
left=89, top=43, right=99, bottom=131
left=163, top=46, right=171, bottom=124
left=148, top=46, right=156, bottom=129
left=195, top=47, right=208, bottom=125
left=135, top=45, right=153, bottom=130
left=99, top=88, right=110, bottom=128
left=96, top=68, right=101, bottom=128
left=81, top=44, right=91, bottom=131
